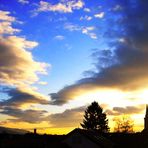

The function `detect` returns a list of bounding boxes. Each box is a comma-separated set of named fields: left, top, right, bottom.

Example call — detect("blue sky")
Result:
left=0, top=0, right=148, bottom=134
left=0, top=0, right=107, bottom=93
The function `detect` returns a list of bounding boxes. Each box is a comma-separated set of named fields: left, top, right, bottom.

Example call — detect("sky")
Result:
left=0, top=0, right=148, bottom=134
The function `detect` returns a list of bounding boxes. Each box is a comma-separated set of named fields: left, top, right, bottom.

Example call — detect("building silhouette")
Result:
left=144, top=105, right=148, bottom=130
left=143, top=104, right=148, bottom=133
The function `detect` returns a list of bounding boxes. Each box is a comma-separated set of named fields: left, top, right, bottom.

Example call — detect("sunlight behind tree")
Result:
left=114, top=116, right=134, bottom=133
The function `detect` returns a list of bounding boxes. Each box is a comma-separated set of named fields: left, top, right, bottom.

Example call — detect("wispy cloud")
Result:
left=0, top=11, right=20, bottom=35
left=64, top=23, right=97, bottom=39
left=0, top=10, right=16, bottom=22
left=80, top=15, right=92, bottom=21
left=0, top=22, right=20, bottom=35
left=34, top=0, right=84, bottom=15
left=83, top=8, right=91, bottom=12
left=54, top=35, right=65, bottom=40
left=64, top=23, right=81, bottom=31
left=82, top=26, right=97, bottom=39
left=38, top=81, right=48, bottom=85
left=112, top=5, right=122, bottom=11
left=94, top=12, right=105, bottom=18
left=17, top=0, right=29, bottom=4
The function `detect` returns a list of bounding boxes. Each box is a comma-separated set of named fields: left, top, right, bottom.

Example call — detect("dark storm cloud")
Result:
left=50, top=0, right=148, bottom=105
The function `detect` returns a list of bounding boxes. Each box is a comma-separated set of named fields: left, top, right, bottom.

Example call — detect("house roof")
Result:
left=66, top=128, right=114, bottom=148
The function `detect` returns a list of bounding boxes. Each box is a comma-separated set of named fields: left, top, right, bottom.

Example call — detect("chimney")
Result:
left=34, top=128, right=37, bottom=134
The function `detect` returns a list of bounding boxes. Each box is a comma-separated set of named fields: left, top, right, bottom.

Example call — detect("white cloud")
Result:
left=88, top=33, right=97, bottom=39
left=83, top=8, right=90, bottom=12
left=0, top=10, right=20, bottom=35
left=84, top=26, right=95, bottom=31
left=0, top=10, right=16, bottom=22
left=82, top=26, right=97, bottom=39
left=113, top=5, right=122, bottom=11
left=80, top=15, right=92, bottom=21
left=64, top=23, right=97, bottom=39
left=0, top=22, right=20, bottom=35
left=38, top=81, right=48, bottom=85
left=94, top=12, right=105, bottom=18
left=64, top=23, right=81, bottom=31
left=35, top=0, right=84, bottom=14
left=18, top=0, right=29, bottom=4
left=54, top=35, right=65, bottom=40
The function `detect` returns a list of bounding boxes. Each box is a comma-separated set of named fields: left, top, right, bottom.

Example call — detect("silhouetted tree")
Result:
left=81, top=101, right=109, bottom=133
left=114, top=116, right=134, bottom=133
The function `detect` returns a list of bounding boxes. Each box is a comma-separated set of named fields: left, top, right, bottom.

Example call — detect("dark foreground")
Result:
left=1, top=132, right=148, bottom=148
left=0, top=133, right=69, bottom=148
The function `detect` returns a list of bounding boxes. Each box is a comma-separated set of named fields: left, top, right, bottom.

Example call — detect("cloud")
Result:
left=0, top=22, right=20, bottom=35
left=34, top=0, right=84, bottom=14
left=94, top=12, right=105, bottom=18
left=0, top=10, right=50, bottom=122
left=54, top=35, right=65, bottom=40
left=106, top=105, right=145, bottom=116
left=0, top=10, right=16, bottom=22
left=0, top=10, right=49, bottom=86
left=0, top=104, right=85, bottom=125
left=50, top=0, right=148, bottom=105
left=0, top=36, right=49, bottom=86
left=0, top=107, right=47, bottom=123
left=82, top=26, right=97, bottom=39
left=38, top=81, right=48, bottom=85
left=48, top=106, right=86, bottom=127
left=0, top=10, right=20, bottom=35
left=64, top=23, right=81, bottom=31
left=64, top=23, right=97, bottom=39
left=112, top=5, right=122, bottom=11
left=18, top=0, right=29, bottom=4
left=83, top=8, right=90, bottom=12
left=80, top=15, right=92, bottom=21
left=0, top=87, right=49, bottom=108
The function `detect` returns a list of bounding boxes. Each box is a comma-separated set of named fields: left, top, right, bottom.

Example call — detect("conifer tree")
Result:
left=81, top=101, right=109, bottom=133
